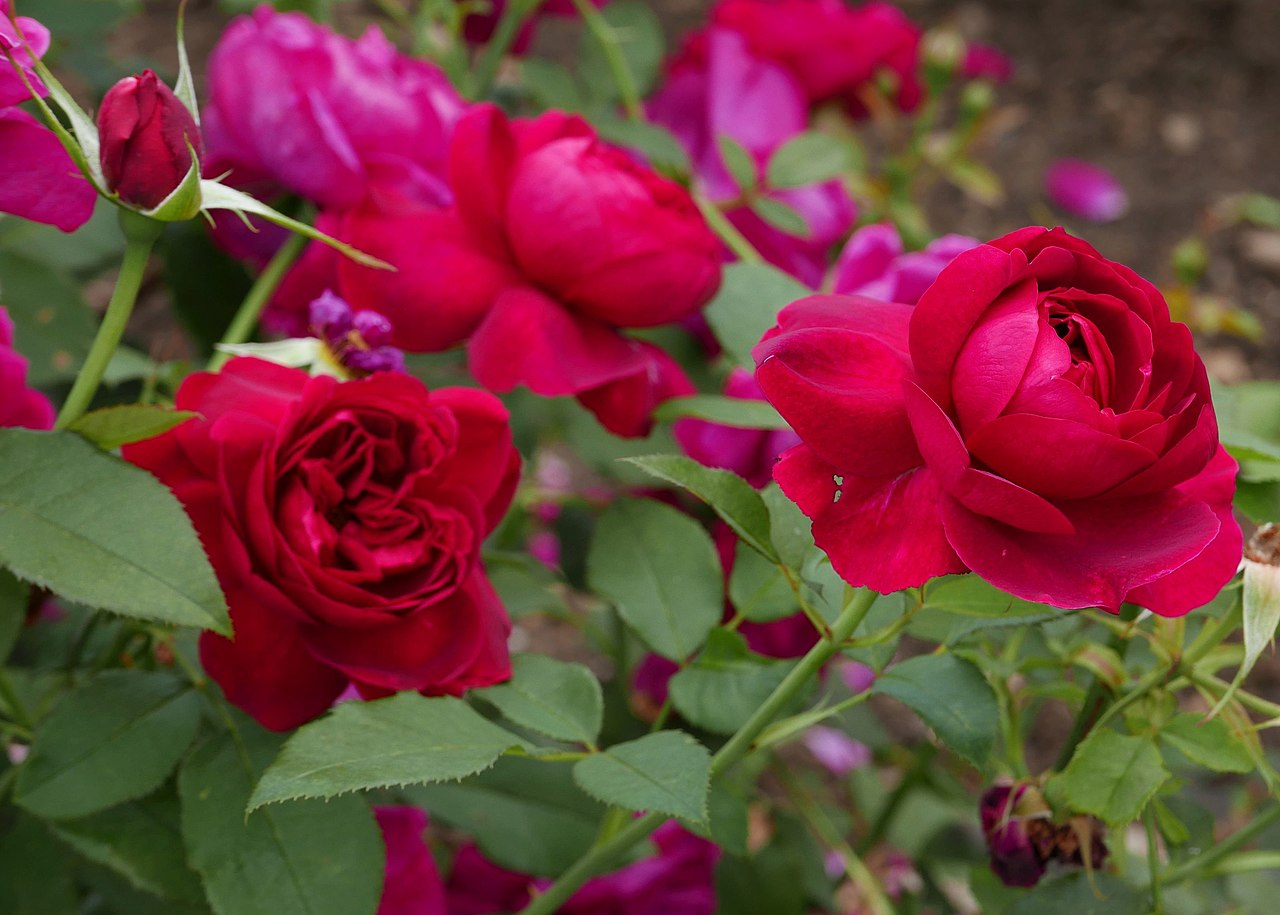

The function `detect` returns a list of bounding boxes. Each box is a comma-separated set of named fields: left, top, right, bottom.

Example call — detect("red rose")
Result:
left=755, top=226, right=1241, bottom=615
left=711, top=0, right=922, bottom=114
left=124, top=358, right=521, bottom=729
left=97, top=69, right=203, bottom=210
left=273, top=104, right=721, bottom=435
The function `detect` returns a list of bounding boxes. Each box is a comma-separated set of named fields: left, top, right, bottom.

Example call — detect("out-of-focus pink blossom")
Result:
left=204, top=7, right=465, bottom=211
left=374, top=807, right=446, bottom=915
left=802, top=725, right=871, bottom=775
left=836, top=659, right=875, bottom=693
left=527, top=531, right=561, bottom=569
left=0, top=4, right=95, bottom=231
left=674, top=368, right=800, bottom=488
left=649, top=28, right=854, bottom=287
left=830, top=223, right=979, bottom=305
left=961, top=43, right=1013, bottom=83
left=0, top=306, right=53, bottom=430
left=1044, top=159, right=1129, bottom=223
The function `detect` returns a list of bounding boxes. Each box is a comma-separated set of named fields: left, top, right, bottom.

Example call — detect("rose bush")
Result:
left=756, top=226, right=1241, bottom=614
left=124, top=357, right=521, bottom=729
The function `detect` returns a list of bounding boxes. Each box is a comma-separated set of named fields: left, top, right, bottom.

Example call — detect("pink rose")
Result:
left=709, top=0, right=923, bottom=114
left=204, top=7, right=464, bottom=210
left=649, top=28, right=854, bottom=286
left=830, top=223, right=978, bottom=305
left=755, top=226, right=1241, bottom=615
left=124, top=358, right=521, bottom=730
left=0, top=306, right=53, bottom=430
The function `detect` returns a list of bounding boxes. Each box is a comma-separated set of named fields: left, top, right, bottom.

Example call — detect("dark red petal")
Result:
left=774, top=445, right=965, bottom=592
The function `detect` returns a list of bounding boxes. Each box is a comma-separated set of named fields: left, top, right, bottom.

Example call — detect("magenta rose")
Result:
left=375, top=807, right=446, bottom=915
left=830, top=223, right=978, bottom=305
left=710, top=0, right=923, bottom=114
left=0, top=306, right=53, bottom=430
left=204, top=7, right=464, bottom=210
left=755, top=226, right=1241, bottom=615
left=123, top=357, right=521, bottom=730
left=278, top=104, right=722, bottom=435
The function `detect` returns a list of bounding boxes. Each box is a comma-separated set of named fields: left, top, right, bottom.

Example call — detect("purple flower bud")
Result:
left=309, top=290, right=353, bottom=340
left=1045, top=159, right=1129, bottom=223
left=352, top=310, right=394, bottom=349
left=345, top=346, right=405, bottom=375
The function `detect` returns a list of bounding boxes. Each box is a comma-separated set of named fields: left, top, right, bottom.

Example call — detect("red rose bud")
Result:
left=98, top=69, right=203, bottom=210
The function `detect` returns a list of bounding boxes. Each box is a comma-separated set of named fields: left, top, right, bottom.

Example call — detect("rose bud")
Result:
left=98, top=69, right=203, bottom=211
left=1242, top=523, right=1280, bottom=681
left=979, top=784, right=1051, bottom=888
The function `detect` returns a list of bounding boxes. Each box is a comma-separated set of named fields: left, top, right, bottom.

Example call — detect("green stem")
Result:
left=54, top=211, right=162, bottom=429
left=208, top=231, right=307, bottom=371
left=1161, top=803, right=1280, bottom=885
left=468, top=0, right=547, bottom=99
left=777, top=766, right=894, bottom=915
left=1145, top=804, right=1164, bottom=913
left=569, top=0, right=642, bottom=121
left=516, top=589, right=880, bottom=915
left=693, top=193, right=764, bottom=266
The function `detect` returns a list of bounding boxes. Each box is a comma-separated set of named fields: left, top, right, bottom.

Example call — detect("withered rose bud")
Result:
left=980, top=783, right=1109, bottom=888
left=97, top=69, right=203, bottom=210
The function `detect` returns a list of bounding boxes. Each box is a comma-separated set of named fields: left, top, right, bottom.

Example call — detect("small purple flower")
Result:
left=1045, top=159, right=1129, bottom=223
left=308, top=291, right=405, bottom=377
left=837, top=659, right=876, bottom=694
left=803, top=725, right=871, bottom=776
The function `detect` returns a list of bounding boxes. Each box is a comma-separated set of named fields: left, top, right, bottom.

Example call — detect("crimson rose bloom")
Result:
left=124, top=358, right=520, bottom=730
left=755, top=227, right=1241, bottom=616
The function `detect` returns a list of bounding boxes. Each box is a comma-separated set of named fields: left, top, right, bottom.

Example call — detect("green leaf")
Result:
left=760, top=483, right=811, bottom=571
left=652, top=394, right=790, bottom=430
left=623, top=454, right=777, bottom=562
left=521, top=58, right=586, bottom=112
left=578, top=0, right=664, bottom=98
left=249, top=693, right=527, bottom=809
left=0, top=429, right=230, bottom=635
left=1005, top=872, right=1147, bottom=915
left=922, top=575, right=1063, bottom=618
left=573, top=731, right=710, bottom=824
left=180, top=728, right=384, bottom=915
left=50, top=785, right=204, bottom=903
left=766, top=132, right=856, bottom=189
left=716, top=134, right=758, bottom=191
left=16, top=671, right=201, bottom=820
left=871, top=654, right=998, bottom=766
left=729, top=541, right=797, bottom=622
left=474, top=653, right=603, bottom=745
left=596, top=118, right=691, bottom=176
left=0, top=567, right=26, bottom=663
left=1159, top=713, right=1254, bottom=773
left=668, top=630, right=794, bottom=734
left=752, top=196, right=810, bottom=236
left=703, top=262, right=809, bottom=369
left=0, top=251, right=96, bottom=385
left=69, top=406, right=197, bottom=450
left=1062, top=728, right=1171, bottom=827
left=586, top=499, right=723, bottom=661
left=0, top=814, right=77, bottom=915
left=407, top=756, right=603, bottom=877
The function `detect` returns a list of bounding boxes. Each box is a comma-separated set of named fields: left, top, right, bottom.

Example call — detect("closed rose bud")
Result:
left=98, top=69, right=203, bottom=210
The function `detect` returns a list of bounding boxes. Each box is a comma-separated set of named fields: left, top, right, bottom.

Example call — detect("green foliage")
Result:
left=751, top=196, right=810, bottom=236
left=1159, top=713, right=1254, bottom=773
left=716, top=135, right=759, bottom=192
left=180, top=728, right=384, bottom=915
left=1004, top=873, right=1147, bottom=915
left=0, top=250, right=96, bottom=386
left=474, top=653, right=604, bottom=745
left=766, top=132, right=857, bottom=189
left=0, top=813, right=77, bottom=915
left=624, top=454, right=778, bottom=562
left=573, top=731, right=710, bottom=824
left=16, top=671, right=201, bottom=820
left=729, top=542, right=798, bottom=622
left=578, top=1, right=664, bottom=100
left=249, top=694, right=527, bottom=809
left=50, top=785, right=205, bottom=903
left=407, top=756, right=603, bottom=877
left=68, top=405, right=196, bottom=450
left=0, top=567, right=26, bottom=663
left=871, top=653, right=998, bottom=767
left=0, top=429, right=230, bottom=635
left=668, top=630, right=795, bottom=734
left=1062, top=728, right=1171, bottom=827
left=703, top=263, right=809, bottom=369
left=586, top=498, right=724, bottom=661
left=652, top=394, right=790, bottom=430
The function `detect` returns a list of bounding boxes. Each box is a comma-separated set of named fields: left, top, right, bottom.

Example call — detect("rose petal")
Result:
left=1045, top=159, right=1129, bottom=223
left=0, top=109, right=95, bottom=232
left=774, top=444, right=965, bottom=592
